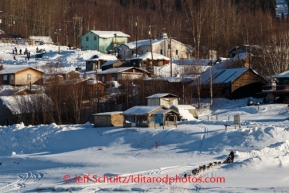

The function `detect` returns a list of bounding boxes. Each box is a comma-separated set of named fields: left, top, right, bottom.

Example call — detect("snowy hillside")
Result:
left=0, top=98, right=289, bottom=192
left=276, top=0, right=288, bottom=16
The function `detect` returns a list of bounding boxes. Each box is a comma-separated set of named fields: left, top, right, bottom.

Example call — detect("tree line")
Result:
left=0, top=0, right=287, bottom=60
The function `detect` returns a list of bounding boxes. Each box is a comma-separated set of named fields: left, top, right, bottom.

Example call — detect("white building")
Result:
left=116, top=33, right=188, bottom=60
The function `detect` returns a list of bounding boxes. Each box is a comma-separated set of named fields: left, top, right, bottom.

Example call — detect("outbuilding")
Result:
left=169, top=105, right=198, bottom=121
left=123, top=106, right=166, bottom=127
left=93, top=111, right=123, bottom=127
left=147, top=93, right=178, bottom=108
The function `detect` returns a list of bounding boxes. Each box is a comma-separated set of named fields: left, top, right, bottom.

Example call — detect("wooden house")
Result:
left=0, top=67, right=44, bottom=86
left=147, top=93, right=178, bottom=108
left=93, top=111, right=123, bottom=127
left=80, top=30, right=130, bottom=53
left=97, top=67, right=149, bottom=83
left=261, top=70, right=289, bottom=103
left=44, top=70, right=80, bottom=84
left=101, top=60, right=123, bottom=71
left=0, top=94, right=53, bottom=126
left=86, top=79, right=106, bottom=96
left=85, top=52, right=117, bottom=71
left=190, top=68, right=267, bottom=99
left=29, top=36, right=53, bottom=45
left=123, top=106, right=165, bottom=127
left=228, top=45, right=251, bottom=58
left=116, top=32, right=188, bottom=60
left=127, top=52, right=170, bottom=68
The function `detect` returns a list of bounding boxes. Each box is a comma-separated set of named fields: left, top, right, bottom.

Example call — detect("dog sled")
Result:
left=182, top=152, right=234, bottom=178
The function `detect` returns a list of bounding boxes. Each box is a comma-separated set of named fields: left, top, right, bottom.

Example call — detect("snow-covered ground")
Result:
left=0, top=98, right=289, bottom=192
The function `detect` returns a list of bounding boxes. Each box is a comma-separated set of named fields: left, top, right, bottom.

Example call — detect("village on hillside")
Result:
left=0, top=28, right=289, bottom=127
left=2, top=1, right=289, bottom=193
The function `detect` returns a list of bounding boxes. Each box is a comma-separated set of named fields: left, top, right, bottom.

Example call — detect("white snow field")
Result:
left=0, top=98, right=289, bottom=193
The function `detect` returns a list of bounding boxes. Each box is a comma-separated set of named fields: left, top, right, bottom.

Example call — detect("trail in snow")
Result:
left=198, top=126, right=208, bottom=154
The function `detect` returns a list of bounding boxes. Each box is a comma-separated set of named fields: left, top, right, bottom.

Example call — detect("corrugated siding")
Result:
left=147, top=98, right=160, bottom=106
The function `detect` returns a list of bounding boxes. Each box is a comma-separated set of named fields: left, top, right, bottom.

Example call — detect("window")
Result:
left=86, top=37, right=89, bottom=41
left=142, top=50, right=144, bottom=54
left=3, top=75, right=7, bottom=81
left=10, top=75, right=14, bottom=80
left=94, top=36, right=97, bottom=41
left=160, top=49, right=163, bottom=54
left=102, top=76, right=105, bottom=82
left=124, top=51, right=125, bottom=56
left=176, top=50, right=178, bottom=55
left=27, top=74, right=31, bottom=80
left=132, top=51, right=134, bottom=56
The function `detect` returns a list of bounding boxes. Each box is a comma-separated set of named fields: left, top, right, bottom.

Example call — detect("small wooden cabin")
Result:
left=147, top=93, right=178, bottom=108
left=0, top=67, right=44, bottom=86
left=93, top=111, right=123, bottom=127
left=97, top=67, right=149, bottom=83
left=123, top=106, right=167, bottom=128
left=191, top=68, right=267, bottom=99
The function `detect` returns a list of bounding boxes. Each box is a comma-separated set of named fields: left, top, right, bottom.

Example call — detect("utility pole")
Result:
left=73, top=16, right=81, bottom=48
left=135, top=17, right=138, bottom=57
left=64, top=19, right=72, bottom=47
left=169, top=37, right=177, bottom=77
left=54, top=29, right=61, bottom=54
left=0, top=11, right=3, bottom=32
left=170, top=37, right=172, bottom=77
left=8, top=15, right=16, bottom=34
left=162, top=27, right=166, bottom=56
left=148, top=25, right=155, bottom=75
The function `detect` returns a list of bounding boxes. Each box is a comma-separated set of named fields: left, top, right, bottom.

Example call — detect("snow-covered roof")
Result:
left=173, top=59, right=211, bottom=66
left=170, top=105, right=197, bottom=120
left=102, top=60, right=118, bottom=67
left=86, top=52, right=117, bottom=61
left=147, top=93, right=178, bottom=99
left=0, top=94, right=52, bottom=114
left=122, top=39, right=163, bottom=49
left=86, top=79, right=105, bottom=85
left=170, top=105, right=196, bottom=110
left=0, top=66, right=44, bottom=74
left=98, top=67, right=148, bottom=75
left=274, top=70, right=289, bottom=78
left=132, top=52, right=170, bottom=61
left=123, top=106, right=164, bottom=115
left=198, top=68, right=249, bottom=85
left=145, top=76, right=196, bottom=83
left=93, top=111, right=123, bottom=116
left=232, top=53, right=248, bottom=60
left=90, top=30, right=130, bottom=38
left=0, top=88, right=25, bottom=96
left=29, top=36, right=53, bottom=43
left=152, top=109, right=179, bottom=115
